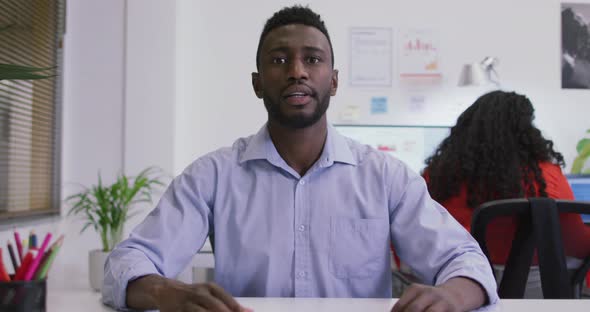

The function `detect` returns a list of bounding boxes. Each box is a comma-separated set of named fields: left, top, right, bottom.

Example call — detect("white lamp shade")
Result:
left=457, top=62, right=487, bottom=86
left=458, top=57, right=500, bottom=87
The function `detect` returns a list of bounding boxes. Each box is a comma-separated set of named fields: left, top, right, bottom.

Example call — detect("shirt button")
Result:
left=298, top=225, right=306, bottom=231
left=297, top=271, right=306, bottom=278
left=299, top=180, right=305, bottom=185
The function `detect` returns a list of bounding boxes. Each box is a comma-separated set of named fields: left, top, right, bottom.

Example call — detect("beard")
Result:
left=263, top=91, right=330, bottom=129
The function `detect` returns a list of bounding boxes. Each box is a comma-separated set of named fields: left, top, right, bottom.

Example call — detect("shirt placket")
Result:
left=293, top=177, right=311, bottom=297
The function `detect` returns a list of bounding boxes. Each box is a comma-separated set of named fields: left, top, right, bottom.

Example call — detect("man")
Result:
left=103, top=5, right=498, bottom=312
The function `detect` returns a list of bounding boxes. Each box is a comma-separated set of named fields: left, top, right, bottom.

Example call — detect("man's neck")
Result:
left=267, top=118, right=328, bottom=177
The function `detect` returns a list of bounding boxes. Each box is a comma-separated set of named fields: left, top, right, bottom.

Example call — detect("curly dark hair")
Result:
left=255, top=5, right=334, bottom=70
left=424, top=90, right=565, bottom=209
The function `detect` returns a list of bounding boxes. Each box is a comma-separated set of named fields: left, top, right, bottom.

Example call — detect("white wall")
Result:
left=175, top=0, right=590, bottom=173
left=174, top=0, right=269, bottom=172
left=123, top=0, right=191, bottom=281
left=3, top=0, right=590, bottom=291
left=125, top=0, right=175, bottom=176
left=58, top=1, right=128, bottom=289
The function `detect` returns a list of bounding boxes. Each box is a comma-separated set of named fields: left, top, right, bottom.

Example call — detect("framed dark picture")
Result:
left=562, top=3, right=590, bottom=89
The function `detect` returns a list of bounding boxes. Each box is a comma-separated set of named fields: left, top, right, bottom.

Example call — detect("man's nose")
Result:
left=287, top=59, right=308, bottom=80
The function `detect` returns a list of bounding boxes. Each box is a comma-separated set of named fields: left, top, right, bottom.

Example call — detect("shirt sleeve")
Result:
left=388, top=163, right=499, bottom=305
left=102, top=159, right=215, bottom=310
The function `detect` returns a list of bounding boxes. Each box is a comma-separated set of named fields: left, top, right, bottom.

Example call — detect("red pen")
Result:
left=0, top=248, right=11, bottom=281
left=14, top=251, right=33, bottom=281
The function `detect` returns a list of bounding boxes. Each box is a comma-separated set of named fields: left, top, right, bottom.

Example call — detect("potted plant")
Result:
left=572, top=129, right=590, bottom=174
left=66, top=167, right=165, bottom=291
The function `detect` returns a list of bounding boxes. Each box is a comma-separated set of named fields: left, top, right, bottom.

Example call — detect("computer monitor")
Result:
left=333, top=124, right=450, bottom=174
left=565, top=174, right=590, bottom=223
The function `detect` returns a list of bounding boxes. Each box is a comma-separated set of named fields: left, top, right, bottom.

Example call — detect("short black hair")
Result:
left=256, top=5, right=334, bottom=69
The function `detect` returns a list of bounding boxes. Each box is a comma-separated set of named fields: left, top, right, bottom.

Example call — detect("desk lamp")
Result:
left=457, top=57, right=500, bottom=87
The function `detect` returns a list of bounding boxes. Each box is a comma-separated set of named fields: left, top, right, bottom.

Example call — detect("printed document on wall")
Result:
left=349, top=27, right=393, bottom=87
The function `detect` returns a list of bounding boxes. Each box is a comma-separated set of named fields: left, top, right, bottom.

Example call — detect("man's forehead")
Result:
left=262, top=24, right=330, bottom=52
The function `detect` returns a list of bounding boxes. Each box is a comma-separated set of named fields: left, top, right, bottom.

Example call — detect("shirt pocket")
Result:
left=329, top=217, right=389, bottom=279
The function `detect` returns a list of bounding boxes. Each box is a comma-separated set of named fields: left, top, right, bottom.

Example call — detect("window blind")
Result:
left=0, top=0, right=64, bottom=220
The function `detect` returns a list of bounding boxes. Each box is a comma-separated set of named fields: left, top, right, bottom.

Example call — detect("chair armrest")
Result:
left=392, top=270, right=421, bottom=285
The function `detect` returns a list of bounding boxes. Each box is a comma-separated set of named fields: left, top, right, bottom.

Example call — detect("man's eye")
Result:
left=272, top=58, right=286, bottom=64
left=307, top=57, right=320, bottom=64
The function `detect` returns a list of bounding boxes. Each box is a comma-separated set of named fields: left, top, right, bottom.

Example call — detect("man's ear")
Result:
left=252, top=72, right=263, bottom=99
left=330, top=69, right=339, bottom=96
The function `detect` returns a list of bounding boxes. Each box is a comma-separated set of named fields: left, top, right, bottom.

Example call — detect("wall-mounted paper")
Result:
left=408, top=95, right=426, bottom=112
left=349, top=27, right=393, bottom=87
left=370, top=97, right=388, bottom=114
left=399, top=29, right=441, bottom=80
left=339, top=105, right=361, bottom=122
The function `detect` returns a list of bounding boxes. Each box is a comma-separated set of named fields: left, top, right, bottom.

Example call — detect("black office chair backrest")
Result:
left=209, top=230, right=215, bottom=253
left=471, top=198, right=590, bottom=299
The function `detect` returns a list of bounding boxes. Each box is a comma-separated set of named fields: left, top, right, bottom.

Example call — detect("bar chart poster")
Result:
left=399, top=29, right=441, bottom=80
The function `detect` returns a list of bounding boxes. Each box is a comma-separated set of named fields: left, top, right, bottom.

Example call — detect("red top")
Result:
left=425, top=162, right=590, bottom=264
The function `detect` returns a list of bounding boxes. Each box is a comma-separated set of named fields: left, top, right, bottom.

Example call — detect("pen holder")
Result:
left=0, top=277, right=46, bottom=312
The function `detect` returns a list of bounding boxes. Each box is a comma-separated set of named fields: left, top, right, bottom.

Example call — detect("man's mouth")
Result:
left=283, top=91, right=312, bottom=106
left=282, top=83, right=315, bottom=106
left=285, top=92, right=309, bottom=98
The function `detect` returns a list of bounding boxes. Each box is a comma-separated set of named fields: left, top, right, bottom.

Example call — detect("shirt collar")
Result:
left=323, top=125, right=357, bottom=166
left=239, top=124, right=275, bottom=163
left=239, top=123, right=357, bottom=166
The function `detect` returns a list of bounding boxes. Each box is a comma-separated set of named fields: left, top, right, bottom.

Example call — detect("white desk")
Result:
left=47, top=290, right=590, bottom=312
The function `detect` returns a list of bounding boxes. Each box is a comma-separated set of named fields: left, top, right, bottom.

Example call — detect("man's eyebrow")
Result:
left=265, top=46, right=289, bottom=55
left=302, top=46, right=327, bottom=54
left=265, top=45, right=328, bottom=55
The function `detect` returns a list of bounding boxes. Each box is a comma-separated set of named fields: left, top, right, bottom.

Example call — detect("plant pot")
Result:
left=88, top=249, right=109, bottom=292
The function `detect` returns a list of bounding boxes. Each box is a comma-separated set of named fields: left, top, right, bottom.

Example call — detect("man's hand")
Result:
left=391, top=277, right=486, bottom=312
left=155, top=281, right=252, bottom=312
left=126, top=274, right=252, bottom=312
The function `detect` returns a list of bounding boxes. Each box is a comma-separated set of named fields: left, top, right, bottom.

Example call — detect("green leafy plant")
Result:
left=572, top=129, right=590, bottom=174
left=0, top=63, right=55, bottom=81
left=66, top=167, right=165, bottom=251
left=0, top=24, right=54, bottom=81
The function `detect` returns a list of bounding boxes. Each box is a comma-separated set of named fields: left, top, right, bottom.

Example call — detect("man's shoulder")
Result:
left=184, top=134, right=255, bottom=170
left=343, top=136, right=403, bottom=167
left=340, top=136, right=422, bottom=185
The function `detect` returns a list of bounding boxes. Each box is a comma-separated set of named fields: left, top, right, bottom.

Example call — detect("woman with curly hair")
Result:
left=423, top=90, right=590, bottom=297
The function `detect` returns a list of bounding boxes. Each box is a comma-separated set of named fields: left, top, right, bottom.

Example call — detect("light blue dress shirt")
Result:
left=102, top=124, right=498, bottom=309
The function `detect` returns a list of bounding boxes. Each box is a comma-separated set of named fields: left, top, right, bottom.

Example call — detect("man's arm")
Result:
left=126, top=274, right=249, bottom=312
left=387, top=166, right=498, bottom=310
left=392, top=277, right=485, bottom=312
left=102, top=161, right=217, bottom=309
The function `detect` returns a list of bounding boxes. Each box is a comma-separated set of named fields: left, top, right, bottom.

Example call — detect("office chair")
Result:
left=209, top=230, right=215, bottom=253
left=471, top=198, right=590, bottom=299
